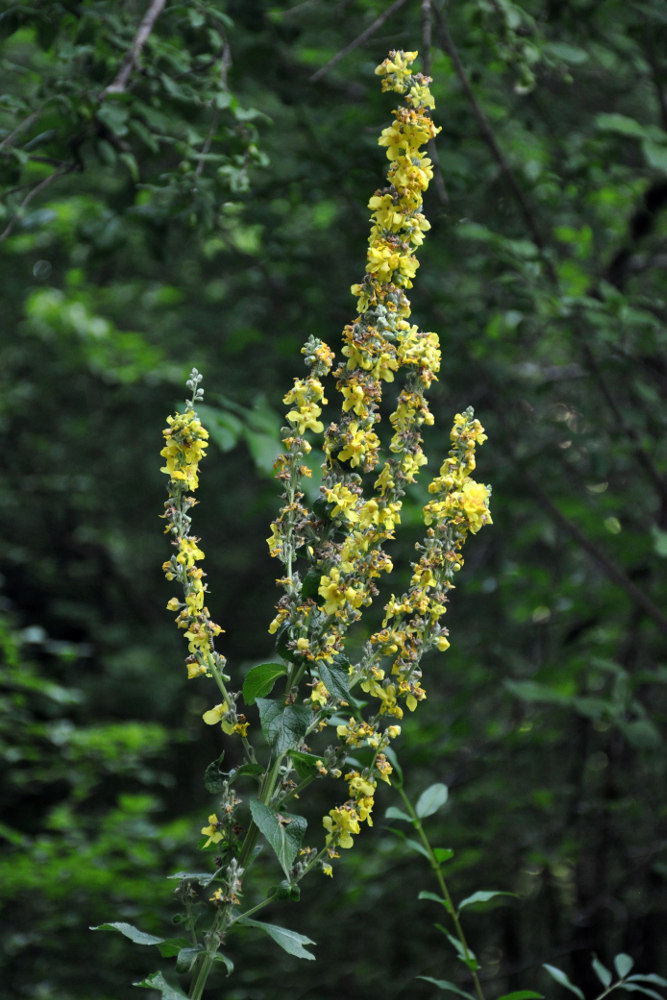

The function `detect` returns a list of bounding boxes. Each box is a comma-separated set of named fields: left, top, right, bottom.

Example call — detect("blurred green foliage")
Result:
left=1, top=1, right=666, bottom=998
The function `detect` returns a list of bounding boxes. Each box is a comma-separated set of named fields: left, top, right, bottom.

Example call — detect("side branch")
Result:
left=101, top=0, right=167, bottom=96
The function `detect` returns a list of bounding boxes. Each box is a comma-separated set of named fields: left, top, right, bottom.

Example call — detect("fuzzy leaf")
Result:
left=317, top=657, right=351, bottom=702
left=167, top=871, right=216, bottom=886
left=543, top=964, right=586, bottom=999
left=91, top=922, right=164, bottom=947
left=238, top=917, right=316, bottom=960
left=242, top=662, right=286, bottom=705
left=249, top=799, right=307, bottom=878
left=288, top=749, right=323, bottom=779
left=416, top=783, right=448, bottom=818
left=256, top=699, right=310, bottom=754
left=133, top=971, right=189, bottom=998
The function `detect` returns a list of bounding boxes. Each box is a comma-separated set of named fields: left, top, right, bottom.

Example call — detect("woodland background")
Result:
left=1, top=1, right=666, bottom=998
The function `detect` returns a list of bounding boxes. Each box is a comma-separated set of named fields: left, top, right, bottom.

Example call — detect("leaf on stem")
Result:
left=249, top=799, right=307, bottom=878
left=91, top=921, right=164, bottom=946
left=237, top=917, right=316, bottom=960
left=543, top=964, right=586, bottom=999
left=133, top=971, right=189, bottom=998
left=91, top=922, right=191, bottom=959
left=433, top=847, right=455, bottom=863
left=242, top=662, right=287, bottom=704
left=416, top=783, right=448, bottom=818
left=418, top=890, right=447, bottom=907
left=615, top=954, right=635, bottom=979
left=417, top=975, right=476, bottom=998
left=592, top=955, right=613, bottom=988
left=457, top=890, right=516, bottom=912
left=496, top=992, right=544, bottom=999
left=288, top=749, right=324, bottom=779
left=385, top=805, right=414, bottom=823
left=167, top=871, right=217, bottom=887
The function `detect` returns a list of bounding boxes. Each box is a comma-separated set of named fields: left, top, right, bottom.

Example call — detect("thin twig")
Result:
left=579, top=340, right=667, bottom=508
left=194, top=35, right=232, bottom=180
left=0, top=163, right=72, bottom=243
left=101, top=0, right=167, bottom=96
left=0, top=107, right=44, bottom=151
left=526, top=472, right=667, bottom=634
left=309, top=0, right=411, bottom=83
left=421, top=0, right=432, bottom=78
left=433, top=5, right=553, bottom=267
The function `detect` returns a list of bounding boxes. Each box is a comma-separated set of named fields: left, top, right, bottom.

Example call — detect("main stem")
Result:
left=396, top=785, right=487, bottom=1000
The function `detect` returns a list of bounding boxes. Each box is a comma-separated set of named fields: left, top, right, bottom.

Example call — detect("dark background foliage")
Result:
left=1, top=1, right=666, bottom=998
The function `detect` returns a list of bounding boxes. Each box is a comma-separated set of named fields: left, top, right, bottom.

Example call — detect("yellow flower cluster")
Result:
left=161, top=397, right=226, bottom=682
left=261, top=53, right=491, bottom=863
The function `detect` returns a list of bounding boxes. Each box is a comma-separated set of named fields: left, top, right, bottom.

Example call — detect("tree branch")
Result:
left=0, top=163, right=72, bottom=243
left=101, top=0, right=167, bottom=97
left=309, top=0, right=411, bottom=83
left=432, top=5, right=552, bottom=262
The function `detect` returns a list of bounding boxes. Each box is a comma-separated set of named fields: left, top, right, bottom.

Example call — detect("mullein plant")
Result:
left=96, top=51, right=491, bottom=999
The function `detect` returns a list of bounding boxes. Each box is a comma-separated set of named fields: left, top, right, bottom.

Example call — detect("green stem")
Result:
left=396, top=784, right=486, bottom=1000
left=188, top=751, right=287, bottom=999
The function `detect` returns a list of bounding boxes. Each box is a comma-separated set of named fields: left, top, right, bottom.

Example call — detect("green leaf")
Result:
left=133, top=971, right=189, bottom=998
left=642, top=141, right=667, bottom=173
left=256, top=699, right=310, bottom=754
left=416, top=977, right=475, bottom=998
left=385, top=805, right=414, bottom=823
left=445, top=932, right=479, bottom=971
left=238, top=917, right=316, bottom=960
left=418, top=890, right=447, bottom=906
left=627, top=974, right=667, bottom=988
left=249, top=799, right=307, bottom=878
left=592, top=955, right=613, bottom=988
left=242, top=662, right=286, bottom=705
left=621, top=986, right=667, bottom=1000
left=197, top=403, right=244, bottom=451
left=543, top=964, right=586, bottom=999
left=203, top=752, right=226, bottom=793
left=90, top=922, right=164, bottom=947
left=167, top=871, right=216, bottom=887
left=288, top=749, right=324, bottom=779
left=434, top=847, right=455, bottom=863
left=416, top=783, right=448, bottom=818
left=544, top=41, right=589, bottom=64
left=595, top=113, right=649, bottom=139
left=497, top=993, right=544, bottom=999
left=404, top=836, right=432, bottom=860
left=457, top=890, right=516, bottom=912
left=615, top=954, right=635, bottom=979
left=317, top=657, right=351, bottom=702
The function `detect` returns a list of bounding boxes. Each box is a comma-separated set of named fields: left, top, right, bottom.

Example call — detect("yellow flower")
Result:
left=203, top=702, right=236, bottom=735
left=201, top=813, right=223, bottom=848
left=459, top=480, right=493, bottom=534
